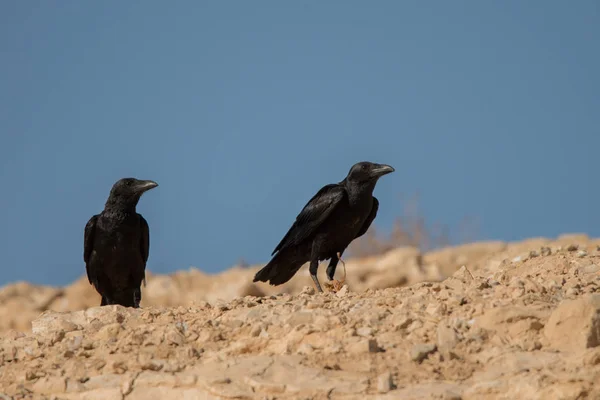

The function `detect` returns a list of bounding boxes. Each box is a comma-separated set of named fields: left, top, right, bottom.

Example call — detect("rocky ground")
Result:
left=1, top=234, right=600, bottom=399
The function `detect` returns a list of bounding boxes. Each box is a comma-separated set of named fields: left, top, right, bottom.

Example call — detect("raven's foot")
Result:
left=323, top=279, right=345, bottom=293
left=323, top=252, right=347, bottom=293
left=337, top=252, right=346, bottom=277
left=311, top=274, right=324, bottom=293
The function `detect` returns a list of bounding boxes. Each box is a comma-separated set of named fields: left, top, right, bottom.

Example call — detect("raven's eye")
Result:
left=361, top=164, right=368, bottom=171
left=126, top=180, right=133, bottom=187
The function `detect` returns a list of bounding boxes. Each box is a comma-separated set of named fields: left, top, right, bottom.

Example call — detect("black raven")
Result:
left=253, top=161, right=394, bottom=292
left=84, top=178, right=158, bottom=307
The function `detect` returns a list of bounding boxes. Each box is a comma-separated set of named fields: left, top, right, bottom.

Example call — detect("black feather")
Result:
left=84, top=178, right=157, bottom=307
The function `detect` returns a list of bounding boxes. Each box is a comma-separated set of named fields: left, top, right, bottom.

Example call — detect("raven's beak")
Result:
left=370, top=164, right=395, bottom=177
left=136, top=180, right=159, bottom=192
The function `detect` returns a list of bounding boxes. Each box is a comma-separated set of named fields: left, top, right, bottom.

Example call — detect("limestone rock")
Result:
left=544, top=294, right=600, bottom=351
left=1, top=235, right=600, bottom=398
left=437, top=323, right=459, bottom=359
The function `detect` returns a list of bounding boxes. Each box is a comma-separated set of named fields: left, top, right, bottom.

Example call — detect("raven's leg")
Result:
left=309, top=244, right=323, bottom=293
left=100, top=296, right=108, bottom=306
left=309, top=260, right=323, bottom=293
left=308, top=239, right=323, bottom=293
left=133, top=288, right=142, bottom=308
left=326, top=256, right=340, bottom=281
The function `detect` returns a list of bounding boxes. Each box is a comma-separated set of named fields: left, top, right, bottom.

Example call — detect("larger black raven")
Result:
left=253, top=161, right=394, bottom=292
left=84, top=178, right=158, bottom=307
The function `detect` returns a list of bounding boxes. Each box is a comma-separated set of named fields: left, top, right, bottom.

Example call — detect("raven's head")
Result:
left=346, top=161, right=395, bottom=183
left=106, top=178, right=158, bottom=210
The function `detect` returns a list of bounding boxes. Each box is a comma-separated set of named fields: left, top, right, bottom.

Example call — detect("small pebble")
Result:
left=357, top=327, right=373, bottom=337
left=250, top=325, right=262, bottom=337
left=566, top=287, right=579, bottom=297
left=410, top=343, right=437, bottom=363
left=376, top=371, right=393, bottom=393
left=368, top=339, right=382, bottom=353
left=336, top=285, right=349, bottom=297
left=300, top=286, right=315, bottom=295
left=297, top=343, right=314, bottom=355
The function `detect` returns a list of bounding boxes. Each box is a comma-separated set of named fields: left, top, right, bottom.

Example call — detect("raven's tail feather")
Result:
left=253, top=247, right=308, bottom=286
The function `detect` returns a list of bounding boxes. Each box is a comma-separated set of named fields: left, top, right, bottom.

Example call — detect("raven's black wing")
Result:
left=139, top=215, right=150, bottom=286
left=355, top=196, right=379, bottom=239
left=84, top=215, right=99, bottom=286
left=272, top=184, right=346, bottom=255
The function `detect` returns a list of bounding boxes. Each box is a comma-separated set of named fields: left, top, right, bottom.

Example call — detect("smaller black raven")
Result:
left=84, top=178, right=158, bottom=307
left=253, top=161, right=394, bottom=292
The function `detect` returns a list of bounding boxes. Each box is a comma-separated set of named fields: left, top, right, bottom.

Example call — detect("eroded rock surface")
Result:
left=1, top=234, right=600, bottom=399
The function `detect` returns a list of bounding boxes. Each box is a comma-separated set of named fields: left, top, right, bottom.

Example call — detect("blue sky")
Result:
left=1, top=1, right=598, bottom=286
